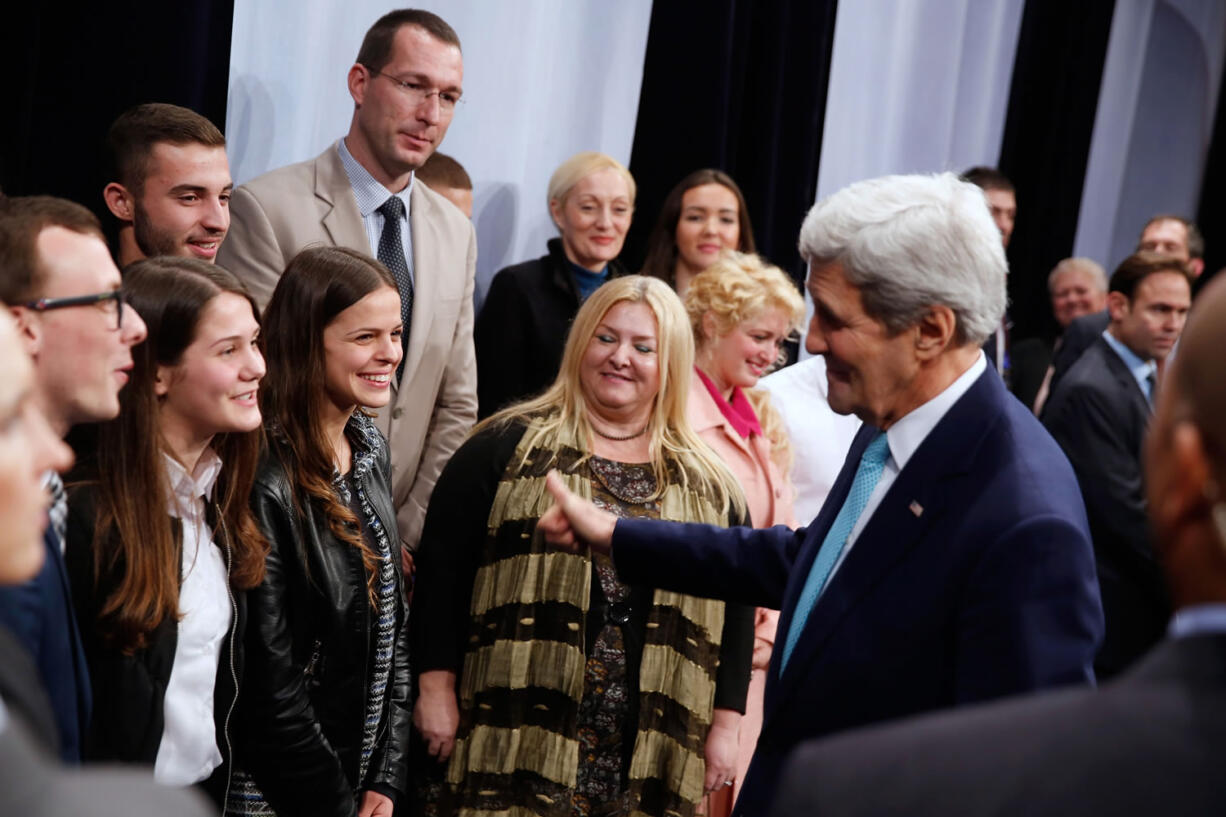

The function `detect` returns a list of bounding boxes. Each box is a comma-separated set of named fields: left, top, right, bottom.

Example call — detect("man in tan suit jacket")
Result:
left=218, top=9, right=477, bottom=558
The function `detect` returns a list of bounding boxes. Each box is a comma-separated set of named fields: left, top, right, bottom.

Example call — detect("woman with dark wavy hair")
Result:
left=65, top=257, right=268, bottom=808
left=229, top=246, right=410, bottom=817
left=639, top=169, right=756, bottom=297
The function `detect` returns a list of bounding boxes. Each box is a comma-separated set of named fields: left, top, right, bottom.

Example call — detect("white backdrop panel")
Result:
left=226, top=0, right=653, bottom=305
left=815, top=0, right=1025, bottom=200
left=1074, top=0, right=1226, bottom=271
left=802, top=0, right=1024, bottom=357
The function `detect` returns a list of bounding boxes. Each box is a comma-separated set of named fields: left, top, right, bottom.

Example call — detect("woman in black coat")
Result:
left=228, top=247, right=411, bottom=817
left=474, top=151, right=636, bottom=419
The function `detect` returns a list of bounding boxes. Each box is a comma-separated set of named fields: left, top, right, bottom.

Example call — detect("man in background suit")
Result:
left=1023, top=257, right=1108, bottom=413
left=1044, top=252, right=1192, bottom=678
left=0, top=196, right=148, bottom=761
left=770, top=273, right=1226, bottom=817
left=1047, top=215, right=1203, bottom=394
left=540, top=173, right=1103, bottom=817
left=219, top=8, right=478, bottom=559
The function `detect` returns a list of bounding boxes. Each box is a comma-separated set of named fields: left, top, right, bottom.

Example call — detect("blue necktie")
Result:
left=779, top=432, right=891, bottom=671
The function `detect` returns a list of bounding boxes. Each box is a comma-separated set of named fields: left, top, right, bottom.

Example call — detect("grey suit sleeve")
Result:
left=218, top=185, right=288, bottom=310
left=400, top=221, right=479, bottom=551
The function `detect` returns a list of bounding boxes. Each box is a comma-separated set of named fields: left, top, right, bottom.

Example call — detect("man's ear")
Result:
left=103, top=182, right=134, bottom=222
left=348, top=62, right=369, bottom=107
left=914, top=305, right=957, bottom=360
left=1107, top=290, right=1129, bottom=322
left=1190, top=258, right=1206, bottom=279
left=7, top=306, right=42, bottom=356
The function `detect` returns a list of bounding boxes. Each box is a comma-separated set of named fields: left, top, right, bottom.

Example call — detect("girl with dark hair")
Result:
left=639, top=169, right=756, bottom=296
left=64, top=257, right=268, bottom=807
left=229, top=246, right=410, bottom=817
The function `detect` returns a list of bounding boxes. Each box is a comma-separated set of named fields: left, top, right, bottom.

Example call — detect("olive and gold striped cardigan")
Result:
left=447, top=420, right=735, bottom=817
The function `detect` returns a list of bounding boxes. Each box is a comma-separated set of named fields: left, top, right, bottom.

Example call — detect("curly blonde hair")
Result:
left=684, top=252, right=805, bottom=473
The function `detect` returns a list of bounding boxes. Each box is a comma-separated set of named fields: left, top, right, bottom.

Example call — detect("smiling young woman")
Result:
left=640, top=169, right=756, bottom=298
left=63, top=257, right=268, bottom=809
left=229, top=246, right=410, bottom=817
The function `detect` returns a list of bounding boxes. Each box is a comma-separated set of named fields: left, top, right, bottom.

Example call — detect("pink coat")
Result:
left=688, top=371, right=798, bottom=799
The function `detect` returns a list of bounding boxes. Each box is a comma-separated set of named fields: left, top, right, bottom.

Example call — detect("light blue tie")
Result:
left=779, top=432, right=891, bottom=672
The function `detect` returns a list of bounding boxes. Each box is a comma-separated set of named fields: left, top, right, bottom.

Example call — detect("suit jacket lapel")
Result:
left=1095, top=337, right=1152, bottom=418
left=315, top=145, right=369, bottom=251
left=764, top=369, right=1001, bottom=721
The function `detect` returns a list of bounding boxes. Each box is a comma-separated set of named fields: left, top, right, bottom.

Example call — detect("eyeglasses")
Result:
left=23, top=289, right=126, bottom=330
left=365, top=66, right=464, bottom=112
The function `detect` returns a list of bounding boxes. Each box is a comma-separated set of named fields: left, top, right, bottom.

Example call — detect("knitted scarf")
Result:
left=447, top=417, right=728, bottom=817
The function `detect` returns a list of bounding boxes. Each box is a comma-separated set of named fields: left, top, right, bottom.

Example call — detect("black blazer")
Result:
left=63, top=483, right=245, bottom=806
left=772, top=633, right=1226, bottom=817
left=1043, top=336, right=1164, bottom=677
left=238, top=415, right=411, bottom=817
left=612, top=368, right=1103, bottom=817
left=474, top=238, right=627, bottom=419
left=1046, top=309, right=1110, bottom=402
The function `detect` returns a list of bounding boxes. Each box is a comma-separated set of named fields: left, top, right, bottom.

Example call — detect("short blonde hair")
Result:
left=685, top=251, right=805, bottom=346
left=480, top=275, right=744, bottom=516
left=546, top=151, right=636, bottom=215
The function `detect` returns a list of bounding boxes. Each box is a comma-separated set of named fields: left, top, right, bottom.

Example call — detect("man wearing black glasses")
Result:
left=220, top=9, right=477, bottom=575
left=0, top=195, right=148, bottom=762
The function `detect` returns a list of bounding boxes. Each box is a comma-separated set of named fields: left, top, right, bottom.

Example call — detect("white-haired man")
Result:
left=538, top=173, right=1104, bottom=817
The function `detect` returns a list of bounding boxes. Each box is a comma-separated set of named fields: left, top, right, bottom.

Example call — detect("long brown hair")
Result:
left=260, top=246, right=397, bottom=605
left=88, top=257, right=268, bottom=653
left=639, top=169, right=756, bottom=285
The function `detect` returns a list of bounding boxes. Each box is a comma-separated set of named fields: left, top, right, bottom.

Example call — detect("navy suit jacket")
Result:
left=613, top=367, right=1103, bottom=817
left=0, top=528, right=91, bottom=762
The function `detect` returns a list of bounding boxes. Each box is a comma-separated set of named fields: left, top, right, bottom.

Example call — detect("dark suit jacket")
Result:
left=0, top=529, right=90, bottom=762
left=1046, top=310, right=1110, bottom=401
left=771, top=633, right=1226, bottom=817
left=612, top=367, right=1103, bottom=817
left=1043, top=336, right=1163, bottom=677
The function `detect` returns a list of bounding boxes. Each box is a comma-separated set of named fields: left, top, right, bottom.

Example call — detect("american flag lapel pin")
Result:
left=909, top=500, right=924, bottom=517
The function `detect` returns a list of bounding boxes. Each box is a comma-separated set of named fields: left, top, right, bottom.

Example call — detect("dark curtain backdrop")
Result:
left=1196, top=60, right=1226, bottom=290
left=998, top=0, right=1118, bottom=343
left=1, top=2, right=234, bottom=248
left=625, top=0, right=839, bottom=285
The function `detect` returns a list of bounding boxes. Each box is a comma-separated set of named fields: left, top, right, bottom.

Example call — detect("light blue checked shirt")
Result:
left=336, top=138, right=415, bottom=286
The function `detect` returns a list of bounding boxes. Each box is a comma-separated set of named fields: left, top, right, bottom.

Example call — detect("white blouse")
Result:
left=153, top=450, right=231, bottom=786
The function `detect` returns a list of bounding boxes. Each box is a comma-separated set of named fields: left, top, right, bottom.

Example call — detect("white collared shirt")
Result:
left=154, top=450, right=230, bottom=787
left=826, top=352, right=988, bottom=582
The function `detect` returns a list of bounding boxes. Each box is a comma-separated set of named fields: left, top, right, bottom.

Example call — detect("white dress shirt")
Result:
left=826, top=352, right=988, bottom=583
left=759, top=357, right=862, bottom=522
left=154, top=450, right=230, bottom=786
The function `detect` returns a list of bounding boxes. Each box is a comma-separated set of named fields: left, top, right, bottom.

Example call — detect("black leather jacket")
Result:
left=236, top=415, right=411, bottom=817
